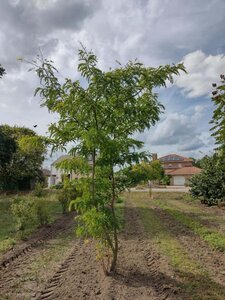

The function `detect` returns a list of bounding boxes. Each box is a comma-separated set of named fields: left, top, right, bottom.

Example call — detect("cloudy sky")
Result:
left=1, top=0, right=225, bottom=166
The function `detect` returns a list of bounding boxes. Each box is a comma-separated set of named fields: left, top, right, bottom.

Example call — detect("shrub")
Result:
left=57, top=190, right=69, bottom=214
left=116, top=196, right=124, bottom=204
left=160, top=175, right=170, bottom=185
left=11, top=196, right=51, bottom=232
left=35, top=198, right=51, bottom=226
left=57, top=179, right=80, bottom=214
left=32, top=182, right=45, bottom=197
left=51, top=182, right=63, bottom=190
left=11, top=196, right=36, bottom=231
left=190, top=154, right=225, bottom=205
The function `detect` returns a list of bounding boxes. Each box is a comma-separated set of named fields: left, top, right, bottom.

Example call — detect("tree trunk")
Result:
left=92, top=149, right=96, bottom=205
left=110, top=169, right=118, bottom=273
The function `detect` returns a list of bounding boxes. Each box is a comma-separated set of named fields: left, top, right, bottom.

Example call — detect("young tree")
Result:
left=31, top=46, right=185, bottom=273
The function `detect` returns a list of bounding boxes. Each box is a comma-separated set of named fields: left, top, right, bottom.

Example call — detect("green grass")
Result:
left=128, top=192, right=225, bottom=300
left=157, top=195, right=225, bottom=227
left=154, top=198, right=225, bottom=252
left=115, top=196, right=125, bottom=229
left=153, top=192, right=225, bottom=230
left=0, top=191, right=61, bottom=253
left=0, top=196, right=17, bottom=252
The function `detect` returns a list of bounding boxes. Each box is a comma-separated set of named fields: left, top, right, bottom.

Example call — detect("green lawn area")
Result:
left=0, top=190, right=62, bottom=253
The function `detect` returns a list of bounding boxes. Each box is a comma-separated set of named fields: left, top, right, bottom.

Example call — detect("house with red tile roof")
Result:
left=159, top=154, right=201, bottom=186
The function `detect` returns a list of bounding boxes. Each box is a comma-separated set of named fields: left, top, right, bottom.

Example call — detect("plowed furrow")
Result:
left=34, top=244, right=80, bottom=300
left=0, top=213, right=76, bottom=296
left=0, top=213, right=75, bottom=272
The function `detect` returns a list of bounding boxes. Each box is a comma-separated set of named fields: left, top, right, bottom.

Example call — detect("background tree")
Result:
left=0, top=125, right=47, bottom=191
left=0, top=128, right=17, bottom=166
left=122, top=159, right=165, bottom=187
left=191, top=156, right=209, bottom=168
left=0, top=64, right=5, bottom=78
left=32, top=46, right=185, bottom=274
left=210, top=74, right=225, bottom=151
left=190, top=75, right=225, bottom=205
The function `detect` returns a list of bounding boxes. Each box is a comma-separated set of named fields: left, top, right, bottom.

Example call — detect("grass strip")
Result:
left=155, top=199, right=225, bottom=252
left=115, top=201, right=125, bottom=230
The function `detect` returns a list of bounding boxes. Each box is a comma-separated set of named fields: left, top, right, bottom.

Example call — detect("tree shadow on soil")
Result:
left=113, top=268, right=179, bottom=289
left=111, top=263, right=225, bottom=299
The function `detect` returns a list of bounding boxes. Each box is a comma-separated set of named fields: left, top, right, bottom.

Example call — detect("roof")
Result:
left=51, top=155, right=72, bottom=166
left=51, top=154, right=93, bottom=168
left=166, top=166, right=201, bottom=176
left=159, top=154, right=193, bottom=162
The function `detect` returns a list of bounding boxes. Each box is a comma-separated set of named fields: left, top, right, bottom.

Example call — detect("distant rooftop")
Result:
left=159, top=154, right=193, bottom=162
left=51, top=155, right=71, bottom=166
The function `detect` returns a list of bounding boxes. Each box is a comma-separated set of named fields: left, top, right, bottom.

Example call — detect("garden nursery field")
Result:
left=1, top=191, right=225, bottom=300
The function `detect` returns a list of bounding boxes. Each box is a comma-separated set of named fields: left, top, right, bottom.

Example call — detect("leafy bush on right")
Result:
left=190, top=154, right=225, bottom=205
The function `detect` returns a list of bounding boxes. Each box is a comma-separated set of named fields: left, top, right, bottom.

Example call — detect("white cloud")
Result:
left=149, top=106, right=208, bottom=151
left=175, top=50, right=225, bottom=98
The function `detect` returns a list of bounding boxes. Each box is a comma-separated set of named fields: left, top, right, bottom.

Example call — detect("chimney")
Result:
left=152, top=153, right=158, bottom=161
